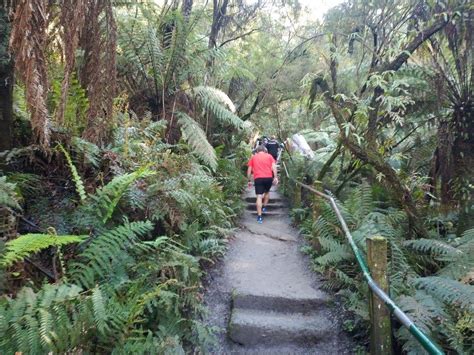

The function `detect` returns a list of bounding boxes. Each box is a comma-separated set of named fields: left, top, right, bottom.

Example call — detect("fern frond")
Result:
left=57, top=143, right=87, bottom=202
left=90, top=168, right=154, bottom=223
left=415, top=276, right=474, bottom=311
left=192, top=86, right=243, bottom=129
left=69, top=220, right=153, bottom=288
left=404, top=238, right=463, bottom=258
left=92, top=287, right=109, bottom=335
left=177, top=112, right=217, bottom=170
left=396, top=290, right=441, bottom=354
left=0, top=176, right=21, bottom=210
left=71, top=137, right=101, bottom=168
left=1, top=233, right=86, bottom=267
left=193, top=86, right=236, bottom=113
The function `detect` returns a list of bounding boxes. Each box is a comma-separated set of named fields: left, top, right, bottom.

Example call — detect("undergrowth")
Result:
left=0, top=115, right=248, bottom=352
left=284, top=171, right=474, bottom=354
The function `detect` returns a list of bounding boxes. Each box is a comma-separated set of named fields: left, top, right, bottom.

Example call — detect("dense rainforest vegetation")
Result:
left=0, top=0, right=472, bottom=353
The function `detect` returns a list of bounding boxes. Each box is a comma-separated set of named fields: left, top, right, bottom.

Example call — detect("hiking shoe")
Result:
left=262, top=206, right=267, bottom=213
left=257, top=215, right=263, bottom=224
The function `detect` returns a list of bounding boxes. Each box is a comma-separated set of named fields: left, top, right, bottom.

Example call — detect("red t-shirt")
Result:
left=248, top=152, right=275, bottom=179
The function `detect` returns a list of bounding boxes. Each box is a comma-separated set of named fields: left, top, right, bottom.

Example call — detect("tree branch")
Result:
left=219, top=28, right=259, bottom=47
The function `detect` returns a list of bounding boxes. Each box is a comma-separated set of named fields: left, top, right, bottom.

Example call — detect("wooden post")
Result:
left=310, top=181, right=323, bottom=253
left=293, top=183, right=301, bottom=208
left=367, top=236, right=393, bottom=355
left=311, top=181, right=322, bottom=220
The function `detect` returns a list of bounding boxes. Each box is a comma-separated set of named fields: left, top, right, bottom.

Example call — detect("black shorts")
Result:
left=254, top=178, right=273, bottom=195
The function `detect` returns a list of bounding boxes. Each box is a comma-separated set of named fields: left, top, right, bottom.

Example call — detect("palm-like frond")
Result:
left=192, top=86, right=243, bottom=129
left=177, top=112, right=217, bottom=170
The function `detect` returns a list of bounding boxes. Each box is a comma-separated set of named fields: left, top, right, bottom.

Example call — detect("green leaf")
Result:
left=1, top=234, right=86, bottom=267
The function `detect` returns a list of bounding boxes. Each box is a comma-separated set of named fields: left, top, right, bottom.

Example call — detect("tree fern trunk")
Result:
left=0, top=6, right=13, bottom=153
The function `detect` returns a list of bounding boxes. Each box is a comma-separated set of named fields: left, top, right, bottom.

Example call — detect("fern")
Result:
left=71, top=137, right=101, bottom=168
left=69, top=220, right=153, bottom=288
left=403, top=238, right=462, bottom=258
left=57, top=143, right=87, bottom=202
left=1, top=233, right=86, bottom=267
left=91, top=286, right=109, bottom=335
left=438, top=230, right=474, bottom=281
left=192, top=86, right=244, bottom=129
left=177, top=112, right=217, bottom=170
left=90, top=168, right=154, bottom=223
left=193, top=86, right=236, bottom=113
left=0, top=176, right=21, bottom=210
left=415, top=277, right=474, bottom=311
left=396, top=291, right=443, bottom=355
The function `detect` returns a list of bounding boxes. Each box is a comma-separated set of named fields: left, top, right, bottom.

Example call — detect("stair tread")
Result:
left=248, top=211, right=286, bottom=216
left=229, top=308, right=333, bottom=345
left=231, top=308, right=331, bottom=329
left=233, top=292, right=328, bottom=313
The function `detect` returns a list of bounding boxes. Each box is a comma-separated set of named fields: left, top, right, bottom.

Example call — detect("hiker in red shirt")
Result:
left=247, top=145, right=278, bottom=224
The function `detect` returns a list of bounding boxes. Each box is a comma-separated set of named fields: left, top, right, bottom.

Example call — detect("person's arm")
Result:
left=247, top=161, right=253, bottom=187
left=272, top=162, right=278, bottom=185
left=247, top=166, right=253, bottom=182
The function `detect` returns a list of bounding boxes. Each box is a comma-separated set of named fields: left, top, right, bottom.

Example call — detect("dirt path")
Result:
left=203, top=187, right=354, bottom=354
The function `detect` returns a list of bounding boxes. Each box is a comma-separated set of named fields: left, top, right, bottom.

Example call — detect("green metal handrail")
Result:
left=281, top=161, right=444, bottom=355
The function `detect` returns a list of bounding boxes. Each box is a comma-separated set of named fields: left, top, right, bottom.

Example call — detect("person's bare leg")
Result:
left=256, top=194, right=263, bottom=215
left=263, top=192, right=270, bottom=207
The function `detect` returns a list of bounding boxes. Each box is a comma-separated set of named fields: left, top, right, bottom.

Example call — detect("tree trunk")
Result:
left=453, top=103, right=474, bottom=233
left=0, top=6, right=13, bottom=152
left=181, top=0, right=193, bottom=21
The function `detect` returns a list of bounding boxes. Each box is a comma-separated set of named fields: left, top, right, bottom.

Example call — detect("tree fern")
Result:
left=177, top=112, right=217, bottom=170
left=1, top=233, right=86, bottom=267
left=346, top=181, right=374, bottom=221
left=192, top=86, right=244, bottom=129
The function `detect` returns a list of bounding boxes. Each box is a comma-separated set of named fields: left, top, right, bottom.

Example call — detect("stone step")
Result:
left=232, top=293, right=329, bottom=313
left=229, top=308, right=332, bottom=346
left=245, top=204, right=285, bottom=211
left=247, top=211, right=286, bottom=217
left=244, top=197, right=285, bottom=203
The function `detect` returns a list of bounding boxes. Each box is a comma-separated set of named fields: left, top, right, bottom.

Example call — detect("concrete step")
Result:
left=229, top=308, right=332, bottom=346
left=233, top=293, right=329, bottom=313
left=244, top=197, right=285, bottom=203
left=245, top=204, right=285, bottom=211
left=247, top=211, right=286, bottom=217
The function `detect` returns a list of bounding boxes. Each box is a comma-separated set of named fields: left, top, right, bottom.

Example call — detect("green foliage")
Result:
left=70, top=137, right=101, bottom=168
left=1, top=233, right=86, bottom=267
left=57, top=143, right=87, bottom=202
left=89, top=168, right=154, bottom=224
left=193, top=86, right=244, bottom=130
left=415, top=277, right=474, bottom=312
left=50, top=73, right=89, bottom=135
left=69, top=220, right=153, bottom=288
left=0, top=176, right=21, bottom=210
left=287, top=179, right=474, bottom=353
left=177, top=112, right=217, bottom=170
